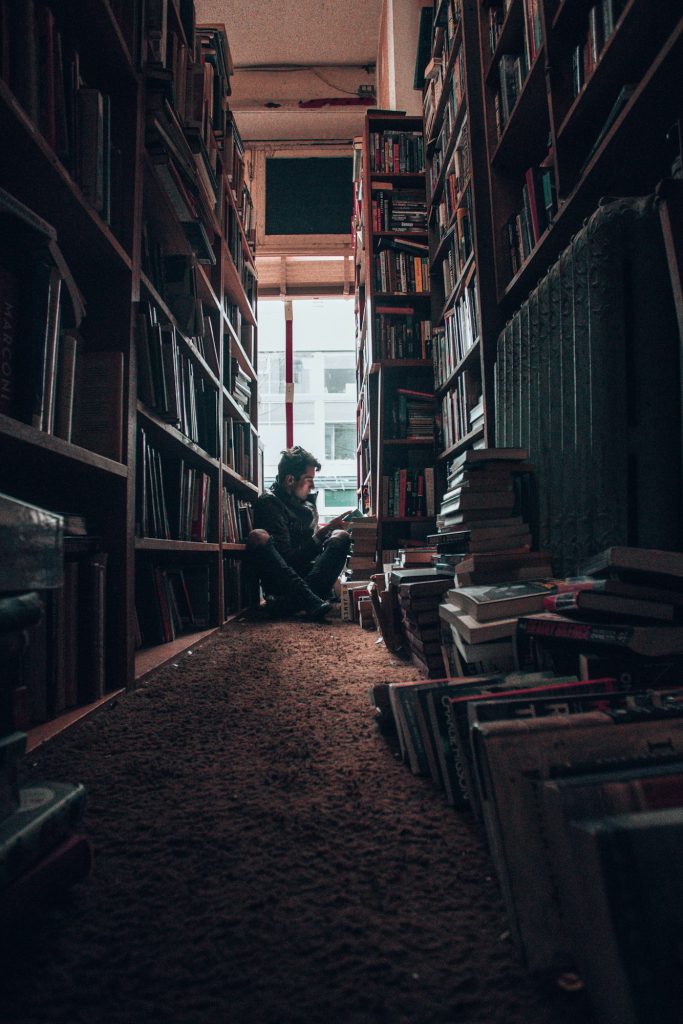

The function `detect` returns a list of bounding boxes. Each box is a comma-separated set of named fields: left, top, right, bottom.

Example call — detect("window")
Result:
left=294, top=402, right=315, bottom=424
left=325, top=488, right=357, bottom=508
left=259, top=352, right=285, bottom=395
left=324, top=352, right=355, bottom=394
left=293, top=352, right=313, bottom=392
left=260, top=353, right=309, bottom=395
left=324, top=401, right=355, bottom=422
left=325, top=423, right=355, bottom=460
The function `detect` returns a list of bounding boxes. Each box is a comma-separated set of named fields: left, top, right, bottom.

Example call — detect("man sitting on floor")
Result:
left=247, top=445, right=352, bottom=621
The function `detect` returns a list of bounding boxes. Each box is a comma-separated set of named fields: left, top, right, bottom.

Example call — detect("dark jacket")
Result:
left=252, top=481, right=322, bottom=574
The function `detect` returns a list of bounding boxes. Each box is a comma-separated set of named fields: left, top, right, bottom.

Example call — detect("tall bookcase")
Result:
left=423, top=0, right=501, bottom=471
left=354, top=111, right=437, bottom=564
left=422, top=0, right=682, bottom=461
left=0, top=1, right=258, bottom=738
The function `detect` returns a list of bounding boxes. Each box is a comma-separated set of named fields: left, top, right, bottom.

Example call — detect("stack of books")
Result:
left=518, top=546, right=683, bottom=686
left=434, top=447, right=553, bottom=584
left=397, top=576, right=453, bottom=677
left=228, top=357, right=252, bottom=414
left=439, top=580, right=558, bottom=675
left=374, top=545, right=683, bottom=1020
left=394, top=543, right=438, bottom=568
left=345, top=516, right=378, bottom=578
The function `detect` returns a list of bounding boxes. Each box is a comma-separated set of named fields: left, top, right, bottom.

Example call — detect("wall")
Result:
left=376, top=0, right=430, bottom=115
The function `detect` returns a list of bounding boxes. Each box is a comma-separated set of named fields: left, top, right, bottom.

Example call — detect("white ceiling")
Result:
left=195, top=0, right=382, bottom=142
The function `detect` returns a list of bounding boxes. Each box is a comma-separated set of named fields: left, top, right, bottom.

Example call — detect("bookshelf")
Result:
left=479, top=0, right=683, bottom=312
left=423, top=0, right=502, bottom=482
left=480, top=0, right=683, bottom=572
left=354, top=111, right=437, bottom=564
left=0, top=3, right=258, bottom=736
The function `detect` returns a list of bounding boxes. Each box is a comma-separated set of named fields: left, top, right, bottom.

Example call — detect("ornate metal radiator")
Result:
left=495, top=195, right=681, bottom=576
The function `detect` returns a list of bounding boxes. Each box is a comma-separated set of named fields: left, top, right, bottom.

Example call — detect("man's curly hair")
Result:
left=276, top=445, right=321, bottom=483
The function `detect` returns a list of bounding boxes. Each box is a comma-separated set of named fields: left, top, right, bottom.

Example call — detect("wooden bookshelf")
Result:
left=353, top=111, right=437, bottom=562
left=424, top=0, right=502, bottom=496
left=479, top=0, right=683, bottom=573
left=0, top=3, right=258, bottom=735
left=479, top=0, right=683, bottom=312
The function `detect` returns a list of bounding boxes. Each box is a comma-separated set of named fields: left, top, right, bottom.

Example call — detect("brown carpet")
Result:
left=1, top=611, right=591, bottom=1024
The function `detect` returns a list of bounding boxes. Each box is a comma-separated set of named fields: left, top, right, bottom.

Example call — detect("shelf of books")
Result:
left=479, top=0, right=683, bottom=310
left=424, top=0, right=502, bottom=484
left=136, top=16, right=259, bottom=673
left=353, top=110, right=437, bottom=564
left=0, top=3, right=259, bottom=736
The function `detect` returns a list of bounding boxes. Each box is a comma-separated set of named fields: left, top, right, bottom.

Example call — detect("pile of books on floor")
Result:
left=434, top=447, right=553, bottom=584
left=344, top=515, right=378, bottom=580
left=396, top=573, right=453, bottom=677
left=517, top=545, right=683, bottom=685
left=439, top=579, right=556, bottom=676
left=394, top=542, right=438, bottom=569
left=372, top=544, right=683, bottom=1023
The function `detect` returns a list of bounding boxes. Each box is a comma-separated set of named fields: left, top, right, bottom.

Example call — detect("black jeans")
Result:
left=249, top=535, right=350, bottom=612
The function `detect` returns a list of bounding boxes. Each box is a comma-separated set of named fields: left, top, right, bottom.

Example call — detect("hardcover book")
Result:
left=472, top=707, right=683, bottom=973
left=447, top=581, right=560, bottom=622
left=0, top=781, right=87, bottom=889
left=567, top=806, right=683, bottom=1024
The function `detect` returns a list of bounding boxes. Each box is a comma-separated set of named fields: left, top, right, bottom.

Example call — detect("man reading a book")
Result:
left=247, top=446, right=351, bottom=621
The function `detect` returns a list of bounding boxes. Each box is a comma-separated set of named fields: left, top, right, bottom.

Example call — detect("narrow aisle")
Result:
left=2, top=616, right=589, bottom=1024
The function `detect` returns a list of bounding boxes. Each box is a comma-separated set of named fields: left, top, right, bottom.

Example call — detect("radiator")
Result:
left=495, top=195, right=682, bottom=577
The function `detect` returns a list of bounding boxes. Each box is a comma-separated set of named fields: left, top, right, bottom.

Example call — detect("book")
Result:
left=581, top=83, right=636, bottom=171
left=446, top=581, right=559, bottom=622
left=518, top=612, right=683, bottom=658
left=567, top=807, right=683, bottom=1024
left=440, top=602, right=520, bottom=644
left=0, top=781, right=87, bottom=889
left=430, top=671, right=559, bottom=806
left=543, top=588, right=677, bottom=622
left=472, top=707, right=683, bottom=973
left=77, top=552, right=108, bottom=702
left=448, top=676, right=617, bottom=812
left=449, top=447, right=529, bottom=472
left=53, top=328, right=80, bottom=441
left=71, top=351, right=124, bottom=462
left=540, top=758, right=683, bottom=1007
left=581, top=546, right=683, bottom=585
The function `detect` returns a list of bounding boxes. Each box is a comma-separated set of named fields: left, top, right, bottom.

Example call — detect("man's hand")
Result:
left=314, top=510, right=354, bottom=540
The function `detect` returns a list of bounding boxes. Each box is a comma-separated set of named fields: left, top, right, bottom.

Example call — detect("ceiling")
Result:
left=195, top=0, right=382, bottom=142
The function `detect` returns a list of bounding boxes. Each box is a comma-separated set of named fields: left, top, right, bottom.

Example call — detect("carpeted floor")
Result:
left=1, top=612, right=592, bottom=1024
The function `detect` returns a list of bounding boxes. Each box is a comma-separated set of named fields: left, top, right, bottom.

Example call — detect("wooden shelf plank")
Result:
left=26, top=689, right=126, bottom=753
left=136, top=403, right=221, bottom=470
left=0, top=413, right=128, bottom=476
left=135, top=539, right=221, bottom=552
left=437, top=424, right=485, bottom=462
left=134, top=628, right=219, bottom=683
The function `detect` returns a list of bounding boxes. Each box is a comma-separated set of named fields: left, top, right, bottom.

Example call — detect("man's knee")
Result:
left=246, top=529, right=270, bottom=550
left=328, top=528, right=351, bottom=549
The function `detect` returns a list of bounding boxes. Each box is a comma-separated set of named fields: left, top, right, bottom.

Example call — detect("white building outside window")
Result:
left=257, top=298, right=357, bottom=519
